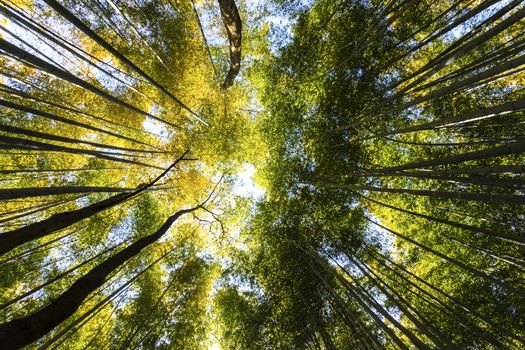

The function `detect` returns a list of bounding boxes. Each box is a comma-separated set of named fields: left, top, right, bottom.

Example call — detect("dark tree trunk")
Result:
left=42, top=0, right=208, bottom=126
left=218, top=0, right=242, bottom=90
left=0, top=152, right=190, bottom=255
left=0, top=186, right=131, bottom=201
left=0, top=206, right=198, bottom=349
left=0, top=39, right=169, bottom=125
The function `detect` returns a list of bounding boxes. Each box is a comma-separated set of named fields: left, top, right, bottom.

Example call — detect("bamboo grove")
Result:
left=0, top=0, right=523, bottom=349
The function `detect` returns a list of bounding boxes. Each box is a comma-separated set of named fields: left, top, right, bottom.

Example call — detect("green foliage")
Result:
left=0, top=0, right=524, bottom=349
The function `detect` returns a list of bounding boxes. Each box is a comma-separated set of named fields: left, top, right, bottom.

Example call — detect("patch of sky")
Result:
left=43, top=242, right=78, bottom=272
left=192, top=1, right=228, bottom=48
left=161, top=261, right=184, bottom=283
left=324, top=248, right=364, bottom=277
left=232, top=163, right=265, bottom=200
left=249, top=0, right=314, bottom=54
left=364, top=213, right=398, bottom=257
left=444, top=0, right=515, bottom=43
left=60, top=171, right=77, bottom=183
left=107, top=215, right=135, bottom=244
left=215, top=271, right=265, bottom=299
left=142, top=103, right=172, bottom=139
left=75, top=196, right=91, bottom=207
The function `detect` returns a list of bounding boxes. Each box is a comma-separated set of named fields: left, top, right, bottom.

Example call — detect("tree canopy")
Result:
left=0, top=0, right=524, bottom=349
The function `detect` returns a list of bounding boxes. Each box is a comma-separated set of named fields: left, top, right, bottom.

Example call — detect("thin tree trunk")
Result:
left=37, top=248, right=176, bottom=350
left=366, top=247, right=524, bottom=346
left=386, top=0, right=500, bottom=70
left=0, top=82, right=159, bottom=145
left=364, top=217, right=525, bottom=297
left=0, top=205, right=199, bottom=348
left=324, top=183, right=525, bottom=205
left=0, top=98, right=155, bottom=149
left=0, top=38, right=171, bottom=126
left=360, top=195, right=525, bottom=244
left=365, top=248, right=508, bottom=347
left=42, top=0, right=208, bottom=126
left=0, top=123, right=161, bottom=154
left=0, top=227, right=85, bottom=267
left=380, top=53, right=525, bottom=119
left=395, top=4, right=525, bottom=96
left=0, top=238, right=128, bottom=311
left=367, top=140, right=525, bottom=172
left=0, top=186, right=131, bottom=201
left=379, top=97, right=525, bottom=138
left=0, top=151, right=190, bottom=255
left=0, top=134, right=161, bottom=169
left=347, top=253, right=454, bottom=349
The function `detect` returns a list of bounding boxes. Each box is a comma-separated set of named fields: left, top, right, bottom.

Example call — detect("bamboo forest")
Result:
left=0, top=0, right=524, bottom=348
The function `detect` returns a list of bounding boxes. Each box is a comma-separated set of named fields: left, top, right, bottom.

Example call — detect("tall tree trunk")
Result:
left=0, top=98, right=154, bottom=148
left=0, top=134, right=161, bottom=169
left=347, top=253, right=453, bottom=349
left=0, top=152, right=190, bottom=255
left=0, top=83, right=158, bottom=146
left=0, top=38, right=174, bottom=126
left=0, top=206, right=199, bottom=349
left=360, top=195, right=524, bottom=244
left=0, top=123, right=160, bottom=154
left=364, top=217, right=525, bottom=297
left=324, top=183, right=525, bottom=205
left=380, top=53, right=525, bottom=119
left=379, top=97, right=525, bottom=138
left=368, top=140, right=525, bottom=172
left=0, top=239, right=127, bottom=311
left=366, top=247, right=524, bottom=346
left=365, top=248, right=508, bottom=347
left=0, top=186, right=132, bottom=201
left=394, top=3, right=525, bottom=96
left=38, top=249, right=175, bottom=349
left=218, top=0, right=242, bottom=90
left=42, top=0, right=208, bottom=126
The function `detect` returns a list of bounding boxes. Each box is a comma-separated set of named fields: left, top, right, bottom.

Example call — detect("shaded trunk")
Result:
left=369, top=140, right=525, bottom=172
left=0, top=123, right=160, bottom=154
left=0, top=83, right=159, bottom=145
left=38, top=249, right=175, bottom=350
left=0, top=152, right=189, bottom=255
left=347, top=253, right=452, bottom=349
left=0, top=239, right=127, bottom=311
left=0, top=186, right=131, bottom=201
left=0, top=227, right=85, bottom=267
left=0, top=206, right=198, bottom=349
left=366, top=247, right=524, bottom=346
left=0, top=168, right=124, bottom=174
left=0, top=134, right=160, bottom=169
left=395, top=3, right=525, bottom=96
left=381, top=53, right=525, bottom=119
left=218, top=0, right=242, bottom=90
left=364, top=217, right=525, bottom=297
left=325, top=183, right=525, bottom=205
left=360, top=195, right=525, bottom=244
left=42, top=0, right=208, bottom=126
left=0, top=98, right=154, bottom=149
left=0, top=38, right=170, bottom=126
left=380, top=97, right=525, bottom=138
left=365, top=248, right=508, bottom=348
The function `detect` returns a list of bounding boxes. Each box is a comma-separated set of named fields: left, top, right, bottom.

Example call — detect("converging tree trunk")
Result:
left=0, top=152, right=190, bottom=255
left=0, top=206, right=199, bottom=349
